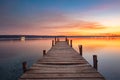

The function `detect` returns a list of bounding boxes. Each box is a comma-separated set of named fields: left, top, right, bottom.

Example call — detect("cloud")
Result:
left=0, top=8, right=106, bottom=35
left=33, top=11, right=106, bottom=30
left=63, top=21, right=106, bottom=30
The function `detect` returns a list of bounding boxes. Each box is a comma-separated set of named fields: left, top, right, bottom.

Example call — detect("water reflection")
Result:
left=0, top=39, right=52, bottom=80
left=0, top=38, right=120, bottom=80
left=71, top=38, right=120, bottom=80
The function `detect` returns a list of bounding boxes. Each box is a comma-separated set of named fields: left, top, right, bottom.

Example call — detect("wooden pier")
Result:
left=19, top=40, right=105, bottom=80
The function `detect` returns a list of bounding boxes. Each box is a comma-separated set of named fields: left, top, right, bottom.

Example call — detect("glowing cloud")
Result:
left=0, top=0, right=120, bottom=36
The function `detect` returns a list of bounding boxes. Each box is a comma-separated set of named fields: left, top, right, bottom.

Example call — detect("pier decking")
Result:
left=19, top=41, right=105, bottom=80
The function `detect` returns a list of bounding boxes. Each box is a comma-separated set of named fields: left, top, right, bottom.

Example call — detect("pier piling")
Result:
left=65, top=37, right=67, bottom=42
left=43, top=50, right=46, bottom=56
left=52, top=40, right=54, bottom=46
left=70, top=40, right=72, bottom=47
left=79, top=45, right=82, bottom=56
left=22, top=61, right=27, bottom=73
left=93, top=55, right=98, bottom=70
left=55, top=37, right=57, bottom=44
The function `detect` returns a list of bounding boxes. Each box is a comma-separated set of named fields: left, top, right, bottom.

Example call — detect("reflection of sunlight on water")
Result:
left=72, top=38, right=120, bottom=47
left=0, top=37, right=120, bottom=80
left=68, top=38, right=120, bottom=80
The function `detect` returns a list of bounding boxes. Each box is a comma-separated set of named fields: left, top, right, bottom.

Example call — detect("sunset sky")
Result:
left=0, top=0, right=120, bottom=36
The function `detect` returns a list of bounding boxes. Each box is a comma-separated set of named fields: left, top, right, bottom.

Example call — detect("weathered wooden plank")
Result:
left=28, top=66, right=97, bottom=72
left=39, top=57, right=84, bottom=59
left=21, top=73, right=103, bottom=79
left=37, top=62, right=87, bottom=65
left=39, top=59, right=85, bottom=62
left=25, top=70, right=97, bottom=74
left=42, top=56, right=84, bottom=59
left=29, top=66, right=94, bottom=69
left=20, top=78, right=105, bottom=80
left=37, top=62, right=87, bottom=64
left=26, top=68, right=97, bottom=73
left=32, top=63, right=91, bottom=67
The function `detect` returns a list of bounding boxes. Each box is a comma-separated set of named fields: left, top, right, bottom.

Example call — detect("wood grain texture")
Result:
left=19, top=41, right=105, bottom=80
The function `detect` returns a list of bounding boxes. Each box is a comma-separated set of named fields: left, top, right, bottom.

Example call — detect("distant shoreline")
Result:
left=0, top=35, right=120, bottom=40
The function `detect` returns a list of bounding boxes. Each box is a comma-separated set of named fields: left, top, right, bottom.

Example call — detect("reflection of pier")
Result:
left=19, top=38, right=105, bottom=80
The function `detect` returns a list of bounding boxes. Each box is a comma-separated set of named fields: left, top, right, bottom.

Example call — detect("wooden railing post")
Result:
left=22, top=61, right=27, bottom=73
left=52, top=40, right=54, bottom=46
left=65, top=37, right=67, bottom=42
left=67, top=39, right=69, bottom=45
left=79, top=45, right=82, bottom=56
left=93, top=55, right=98, bottom=70
left=70, top=40, right=72, bottom=47
left=65, top=37, right=69, bottom=45
left=43, top=50, right=46, bottom=56
left=55, top=37, right=57, bottom=44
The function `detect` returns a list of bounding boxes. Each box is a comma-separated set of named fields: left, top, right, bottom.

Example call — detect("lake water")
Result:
left=0, top=37, right=120, bottom=80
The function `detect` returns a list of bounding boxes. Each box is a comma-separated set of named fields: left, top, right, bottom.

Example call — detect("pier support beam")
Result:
left=70, top=40, right=72, bottom=47
left=65, top=37, right=67, bottom=42
left=67, top=39, right=69, bottom=45
left=93, top=55, right=98, bottom=70
left=22, top=61, right=27, bottom=73
left=78, top=45, right=82, bottom=56
left=52, top=40, right=54, bottom=47
left=43, top=50, right=46, bottom=56
left=65, top=37, right=69, bottom=44
left=55, top=37, right=57, bottom=44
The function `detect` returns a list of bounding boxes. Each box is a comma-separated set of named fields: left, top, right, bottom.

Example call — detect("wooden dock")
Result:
left=19, top=41, right=105, bottom=80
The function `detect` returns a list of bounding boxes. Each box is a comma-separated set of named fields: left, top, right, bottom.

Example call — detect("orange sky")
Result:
left=1, top=0, right=120, bottom=36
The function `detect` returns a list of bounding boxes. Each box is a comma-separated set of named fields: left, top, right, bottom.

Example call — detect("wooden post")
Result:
left=67, top=39, right=69, bottom=45
left=22, top=61, right=27, bottom=73
left=65, top=36, right=69, bottom=44
left=43, top=50, right=46, bottom=56
left=79, top=45, right=82, bottom=56
left=52, top=40, right=54, bottom=46
left=55, top=37, right=57, bottom=44
left=70, top=40, right=72, bottom=47
left=65, top=37, right=67, bottom=42
left=93, top=55, right=98, bottom=70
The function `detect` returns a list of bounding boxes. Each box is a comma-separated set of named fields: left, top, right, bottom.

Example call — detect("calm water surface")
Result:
left=0, top=38, right=120, bottom=80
